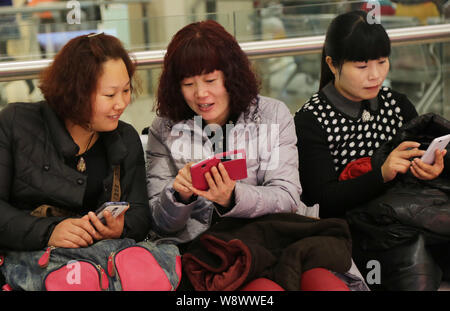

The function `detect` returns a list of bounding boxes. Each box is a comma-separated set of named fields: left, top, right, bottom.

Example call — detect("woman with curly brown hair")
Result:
left=0, top=33, right=151, bottom=251
left=147, top=20, right=304, bottom=243
left=145, top=20, right=358, bottom=291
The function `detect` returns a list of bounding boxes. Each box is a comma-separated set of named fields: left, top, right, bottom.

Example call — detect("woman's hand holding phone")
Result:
left=173, top=162, right=196, bottom=203
left=84, top=204, right=129, bottom=241
left=381, top=141, right=424, bottom=182
left=174, top=162, right=236, bottom=208
left=48, top=218, right=99, bottom=248
left=410, top=148, right=446, bottom=180
left=410, top=134, right=449, bottom=180
left=381, top=140, right=446, bottom=183
left=190, top=163, right=236, bottom=208
left=48, top=202, right=130, bottom=248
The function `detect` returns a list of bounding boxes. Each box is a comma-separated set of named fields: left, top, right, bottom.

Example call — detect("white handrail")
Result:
left=0, top=23, right=449, bottom=82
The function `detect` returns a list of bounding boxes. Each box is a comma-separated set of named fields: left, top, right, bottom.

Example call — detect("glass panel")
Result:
left=253, top=41, right=449, bottom=120
left=0, top=0, right=151, bottom=61
left=232, top=0, right=448, bottom=42
left=0, top=14, right=232, bottom=61
left=1, top=1, right=449, bottom=131
left=142, top=12, right=232, bottom=50
left=233, top=2, right=355, bottom=42
left=388, top=42, right=446, bottom=116
left=120, top=67, right=159, bottom=135
left=2, top=39, right=448, bottom=134
left=2, top=0, right=449, bottom=61
left=253, top=53, right=320, bottom=114
left=0, top=78, right=42, bottom=108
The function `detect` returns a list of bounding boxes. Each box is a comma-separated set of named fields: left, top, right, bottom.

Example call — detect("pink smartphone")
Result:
left=190, top=149, right=247, bottom=190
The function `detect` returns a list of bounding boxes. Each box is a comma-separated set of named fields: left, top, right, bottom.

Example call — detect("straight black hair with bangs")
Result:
left=319, top=10, right=391, bottom=90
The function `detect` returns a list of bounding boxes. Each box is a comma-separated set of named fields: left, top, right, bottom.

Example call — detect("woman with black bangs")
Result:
left=294, top=10, right=445, bottom=218
left=294, top=10, right=447, bottom=290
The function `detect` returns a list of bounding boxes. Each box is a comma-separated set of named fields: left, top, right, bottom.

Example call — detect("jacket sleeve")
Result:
left=120, top=124, right=152, bottom=242
left=0, top=104, right=61, bottom=251
left=146, top=118, right=210, bottom=235
left=222, top=101, right=306, bottom=218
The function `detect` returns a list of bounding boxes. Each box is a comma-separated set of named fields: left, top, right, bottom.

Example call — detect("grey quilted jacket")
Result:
left=146, top=96, right=306, bottom=243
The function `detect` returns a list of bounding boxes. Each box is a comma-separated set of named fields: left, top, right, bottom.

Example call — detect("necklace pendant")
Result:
left=362, top=110, right=371, bottom=122
left=77, top=156, right=86, bottom=173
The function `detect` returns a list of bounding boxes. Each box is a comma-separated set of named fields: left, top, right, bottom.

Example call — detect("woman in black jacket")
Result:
left=294, top=10, right=446, bottom=219
left=0, top=33, right=151, bottom=252
left=294, top=10, right=448, bottom=290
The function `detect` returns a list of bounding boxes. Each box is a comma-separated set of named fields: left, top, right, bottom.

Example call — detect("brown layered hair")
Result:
left=39, top=33, right=136, bottom=127
left=156, top=20, right=260, bottom=122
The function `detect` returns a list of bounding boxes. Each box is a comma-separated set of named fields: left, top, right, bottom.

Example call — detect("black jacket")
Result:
left=347, top=113, right=450, bottom=251
left=0, top=102, right=151, bottom=251
left=345, top=113, right=450, bottom=290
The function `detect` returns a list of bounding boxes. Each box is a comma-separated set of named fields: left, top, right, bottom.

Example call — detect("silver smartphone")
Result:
left=95, top=202, right=129, bottom=224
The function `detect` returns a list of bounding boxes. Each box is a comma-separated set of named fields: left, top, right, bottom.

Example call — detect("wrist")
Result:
left=381, top=163, right=391, bottom=183
left=175, top=191, right=197, bottom=204
left=217, top=189, right=235, bottom=209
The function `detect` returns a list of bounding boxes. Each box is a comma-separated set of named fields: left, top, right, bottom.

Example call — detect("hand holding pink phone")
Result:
left=190, top=149, right=247, bottom=191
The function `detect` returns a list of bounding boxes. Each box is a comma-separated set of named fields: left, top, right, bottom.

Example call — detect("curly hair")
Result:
left=39, top=33, right=136, bottom=127
left=156, top=20, right=260, bottom=122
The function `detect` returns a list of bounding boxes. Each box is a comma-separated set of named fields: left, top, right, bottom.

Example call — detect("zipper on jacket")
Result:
left=38, top=246, right=57, bottom=268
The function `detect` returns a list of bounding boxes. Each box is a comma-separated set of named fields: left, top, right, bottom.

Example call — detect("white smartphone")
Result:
left=420, top=134, right=450, bottom=165
left=95, top=202, right=129, bottom=224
